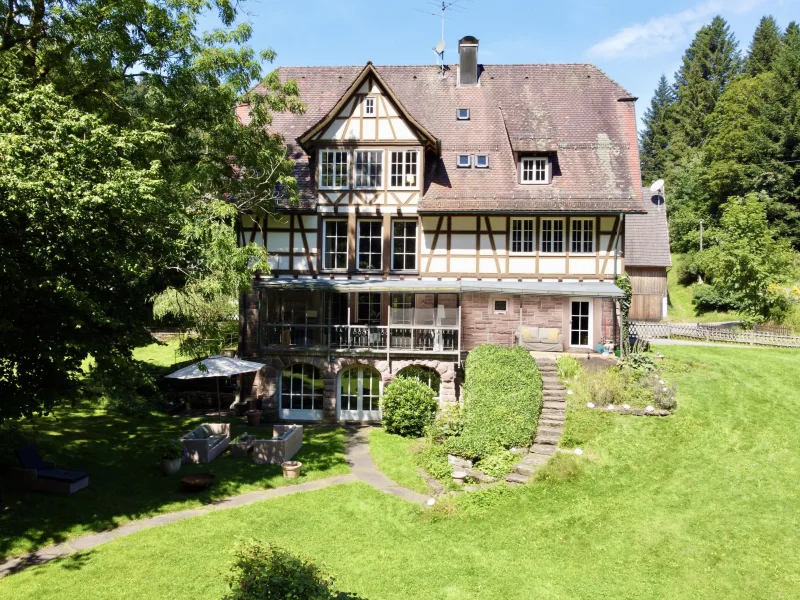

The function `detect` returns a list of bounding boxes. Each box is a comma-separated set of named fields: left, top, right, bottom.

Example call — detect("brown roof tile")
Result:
left=624, top=189, right=672, bottom=267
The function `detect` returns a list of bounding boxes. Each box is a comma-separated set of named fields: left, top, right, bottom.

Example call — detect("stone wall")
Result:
left=601, top=298, right=617, bottom=345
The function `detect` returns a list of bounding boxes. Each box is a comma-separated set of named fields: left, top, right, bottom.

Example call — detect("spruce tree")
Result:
left=640, top=75, right=675, bottom=184
left=746, top=16, right=783, bottom=75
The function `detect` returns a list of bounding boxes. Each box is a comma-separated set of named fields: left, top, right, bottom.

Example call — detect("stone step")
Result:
left=542, top=391, right=565, bottom=399
left=534, top=434, right=560, bottom=446
left=539, top=419, right=565, bottom=428
left=540, top=411, right=565, bottom=421
left=521, top=454, right=551, bottom=466
left=513, top=463, right=537, bottom=477
left=530, top=444, right=557, bottom=455
left=503, top=473, right=530, bottom=485
left=538, top=367, right=557, bottom=373
left=543, top=401, right=566, bottom=410
left=542, top=383, right=565, bottom=391
left=537, top=426, right=563, bottom=437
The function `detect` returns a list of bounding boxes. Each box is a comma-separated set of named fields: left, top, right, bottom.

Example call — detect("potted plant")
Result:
left=160, top=440, right=184, bottom=476
left=246, top=409, right=262, bottom=427
left=281, top=461, right=302, bottom=479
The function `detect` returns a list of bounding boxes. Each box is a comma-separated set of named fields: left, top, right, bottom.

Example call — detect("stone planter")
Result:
left=246, top=410, right=262, bottom=427
left=281, top=461, right=302, bottom=479
left=161, top=457, right=182, bottom=476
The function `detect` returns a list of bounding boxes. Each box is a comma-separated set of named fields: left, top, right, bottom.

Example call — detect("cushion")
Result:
left=521, top=327, right=539, bottom=341
left=200, top=424, right=214, bottom=438
left=208, top=435, right=226, bottom=449
left=37, top=468, right=89, bottom=483
left=14, top=445, right=46, bottom=470
left=546, top=329, right=560, bottom=340
left=183, top=431, right=197, bottom=440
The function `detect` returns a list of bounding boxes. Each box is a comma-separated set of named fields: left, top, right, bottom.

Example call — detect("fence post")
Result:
left=750, top=330, right=754, bottom=346
left=667, top=323, right=671, bottom=340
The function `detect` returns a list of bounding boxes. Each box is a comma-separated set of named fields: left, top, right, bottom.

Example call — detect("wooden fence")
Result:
left=630, top=322, right=800, bottom=348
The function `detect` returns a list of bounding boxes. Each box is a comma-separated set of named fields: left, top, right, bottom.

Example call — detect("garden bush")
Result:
left=475, top=449, right=518, bottom=478
left=692, top=283, right=737, bottom=312
left=380, top=376, right=437, bottom=438
left=556, top=355, right=581, bottom=383
left=224, top=539, right=365, bottom=600
left=446, top=345, right=542, bottom=459
left=423, top=404, right=464, bottom=443
left=412, top=437, right=452, bottom=480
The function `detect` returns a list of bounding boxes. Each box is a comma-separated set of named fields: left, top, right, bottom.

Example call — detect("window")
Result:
left=319, top=150, right=348, bottom=189
left=281, top=363, right=324, bottom=413
left=457, top=154, right=471, bottom=168
left=340, top=367, right=381, bottom=420
left=511, top=218, right=534, bottom=253
left=392, top=220, right=417, bottom=271
left=570, top=300, right=591, bottom=347
left=457, top=108, right=470, bottom=120
left=540, top=218, right=564, bottom=253
left=397, top=365, right=441, bottom=401
left=390, top=150, right=419, bottom=188
left=364, top=97, right=375, bottom=115
left=357, top=220, right=382, bottom=270
left=354, top=150, right=383, bottom=188
left=357, top=292, right=381, bottom=324
left=390, top=293, right=414, bottom=324
left=493, top=299, right=508, bottom=314
left=475, top=154, right=489, bottom=168
left=520, top=157, right=549, bottom=184
left=323, top=220, right=348, bottom=270
left=571, top=218, right=595, bottom=253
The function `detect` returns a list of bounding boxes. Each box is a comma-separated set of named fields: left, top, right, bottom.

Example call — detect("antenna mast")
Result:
left=415, top=0, right=472, bottom=76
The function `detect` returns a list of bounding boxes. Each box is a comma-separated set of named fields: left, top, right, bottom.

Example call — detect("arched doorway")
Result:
left=280, top=363, right=324, bottom=421
left=338, top=366, right=382, bottom=422
left=396, top=365, right=441, bottom=402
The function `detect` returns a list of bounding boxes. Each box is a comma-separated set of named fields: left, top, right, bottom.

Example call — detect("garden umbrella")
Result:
left=164, top=356, right=265, bottom=416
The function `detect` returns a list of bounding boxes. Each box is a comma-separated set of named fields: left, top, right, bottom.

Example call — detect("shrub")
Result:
left=618, top=352, right=657, bottom=380
left=556, top=355, right=582, bottom=384
left=223, top=539, right=365, bottom=600
left=475, top=450, right=518, bottom=478
left=412, top=437, right=452, bottom=480
left=692, top=283, right=737, bottom=312
left=423, top=404, right=464, bottom=443
left=641, top=373, right=678, bottom=411
left=446, top=345, right=542, bottom=459
left=159, top=439, right=183, bottom=460
left=380, top=376, right=438, bottom=438
left=571, top=368, right=652, bottom=409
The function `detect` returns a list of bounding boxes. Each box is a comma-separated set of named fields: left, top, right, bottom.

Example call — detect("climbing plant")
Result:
left=616, top=274, right=633, bottom=355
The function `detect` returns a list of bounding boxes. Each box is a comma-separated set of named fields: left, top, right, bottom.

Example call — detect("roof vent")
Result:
left=458, top=36, right=479, bottom=87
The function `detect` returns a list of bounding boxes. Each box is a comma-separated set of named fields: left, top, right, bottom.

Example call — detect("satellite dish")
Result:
left=435, top=40, right=445, bottom=55
left=650, top=179, right=665, bottom=193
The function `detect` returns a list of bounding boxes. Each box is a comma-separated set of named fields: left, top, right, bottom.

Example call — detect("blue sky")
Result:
left=216, top=0, right=800, bottom=127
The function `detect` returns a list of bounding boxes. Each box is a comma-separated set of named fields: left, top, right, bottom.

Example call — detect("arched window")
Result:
left=339, top=366, right=382, bottom=421
left=397, top=365, right=441, bottom=400
left=281, top=363, right=324, bottom=420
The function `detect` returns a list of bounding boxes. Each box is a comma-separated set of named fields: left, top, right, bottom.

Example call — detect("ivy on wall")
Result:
left=616, top=274, right=633, bottom=355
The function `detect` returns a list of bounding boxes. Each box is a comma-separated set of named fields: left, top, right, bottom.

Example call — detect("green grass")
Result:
left=131, top=338, right=183, bottom=367
left=3, top=345, right=800, bottom=599
left=667, top=254, right=743, bottom=322
left=368, top=428, right=429, bottom=494
left=0, top=408, right=348, bottom=560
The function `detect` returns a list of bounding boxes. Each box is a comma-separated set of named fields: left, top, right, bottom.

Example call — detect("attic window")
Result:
left=364, top=97, right=375, bottom=116
left=475, top=155, right=489, bottom=168
left=456, top=154, right=471, bottom=168
left=457, top=108, right=470, bottom=120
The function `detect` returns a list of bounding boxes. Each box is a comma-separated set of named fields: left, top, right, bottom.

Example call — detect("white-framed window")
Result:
left=281, top=363, right=324, bottom=418
left=357, top=220, right=382, bottom=270
left=357, top=292, right=381, bottom=324
left=323, top=219, right=348, bottom=270
left=390, top=150, right=419, bottom=188
left=492, top=298, right=508, bottom=314
left=339, top=366, right=382, bottom=421
left=570, top=299, right=592, bottom=348
left=390, top=293, right=414, bottom=324
left=364, top=97, right=375, bottom=116
left=520, top=157, right=549, bottom=184
left=392, top=220, right=417, bottom=271
left=319, top=150, right=349, bottom=189
left=475, top=154, right=489, bottom=168
left=571, top=218, right=595, bottom=253
left=511, top=218, right=534, bottom=253
left=354, top=150, right=383, bottom=188
left=540, top=218, right=565, bottom=253
left=457, top=108, right=470, bottom=120
left=457, top=154, right=471, bottom=168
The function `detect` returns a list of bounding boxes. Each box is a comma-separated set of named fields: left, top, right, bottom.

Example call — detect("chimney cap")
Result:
left=459, top=35, right=479, bottom=46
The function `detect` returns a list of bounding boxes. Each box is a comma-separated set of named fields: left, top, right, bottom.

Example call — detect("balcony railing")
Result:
left=261, top=324, right=459, bottom=353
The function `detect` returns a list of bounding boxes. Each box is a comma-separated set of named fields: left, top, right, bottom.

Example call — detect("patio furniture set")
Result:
left=179, top=423, right=303, bottom=466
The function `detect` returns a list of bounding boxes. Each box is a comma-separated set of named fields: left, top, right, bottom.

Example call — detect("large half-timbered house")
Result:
left=237, top=37, right=644, bottom=422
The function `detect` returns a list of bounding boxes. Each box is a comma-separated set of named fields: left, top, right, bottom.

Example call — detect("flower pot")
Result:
left=246, top=410, right=262, bottom=427
left=281, top=461, right=302, bottom=479
left=161, top=457, right=182, bottom=476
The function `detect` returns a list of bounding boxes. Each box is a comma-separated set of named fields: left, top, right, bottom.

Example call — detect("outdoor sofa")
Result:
left=180, top=423, right=231, bottom=464
left=515, top=326, right=565, bottom=352
left=11, top=445, right=89, bottom=495
left=252, top=425, right=303, bottom=465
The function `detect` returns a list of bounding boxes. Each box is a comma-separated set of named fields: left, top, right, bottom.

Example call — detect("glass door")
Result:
left=338, top=367, right=382, bottom=421
left=570, top=300, right=592, bottom=348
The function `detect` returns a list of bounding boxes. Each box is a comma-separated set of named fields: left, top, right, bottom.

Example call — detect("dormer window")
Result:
left=364, top=97, right=375, bottom=116
left=520, top=157, right=550, bottom=184
left=475, top=154, right=489, bottom=168
left=457, top=108, right=470, bottom=120
left=456, top=154, right=471, bottom=168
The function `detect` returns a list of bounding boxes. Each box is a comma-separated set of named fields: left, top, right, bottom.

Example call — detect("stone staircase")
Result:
left=504, top=356, right=566, bottom=485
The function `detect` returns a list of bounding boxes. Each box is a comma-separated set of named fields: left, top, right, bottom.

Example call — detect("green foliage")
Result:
left=534, top=453, right=585, bottom=484
left=423, top=405, right=464, bottom=443
left=159, top=440, right=184, bottom=461
left=223, top=539, right=365, bottom=600
left=640, top=74, right=676, bottom=183
left=692, top=284, right=738, bottom=312
left=83, top=354, right=163, bottom=418
left=618, top=352, right=658, bottom=380
left=446, top=346, right=541, bottom=459
left=396, top=366, right=441, bottom=395
left=412, top=437, right=452, bottom=480
left=475, top=450, right=518, bottom=478
left=0, top=421, right=35, bottom=470
left=747, top=16, right=783, bottom=75
left=616, top=274, right=632, bottom=353
left=569, top=368, right=653, bottom=410
left=556, top=355, right=582, bottom=384
left=380, top=377, right=438, bottom=438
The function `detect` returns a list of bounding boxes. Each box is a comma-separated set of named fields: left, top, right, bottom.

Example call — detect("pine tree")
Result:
left=746, top=16, right=782, bottom=75
left=672, top=16, right=742, bottom=151
left=640, top=75, right=675, bottom=184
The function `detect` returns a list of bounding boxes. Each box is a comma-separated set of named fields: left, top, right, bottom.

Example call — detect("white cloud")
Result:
left=586, top=0, right=767, bottom=60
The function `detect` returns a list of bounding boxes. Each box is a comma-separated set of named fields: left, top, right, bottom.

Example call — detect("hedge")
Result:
left=446, top=345, right=542, bottom=459
left=380, top=376, right=438, bottom=437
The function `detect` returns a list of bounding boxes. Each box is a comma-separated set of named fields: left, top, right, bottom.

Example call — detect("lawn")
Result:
left=2, top=345, right=798, bottom=599
left=667, top=254, right=742, bottom=322
left=369, top=428, right=429, bottom=494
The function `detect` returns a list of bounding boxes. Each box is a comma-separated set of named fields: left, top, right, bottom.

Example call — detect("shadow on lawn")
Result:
left=0, top=408, right=346, bottom=563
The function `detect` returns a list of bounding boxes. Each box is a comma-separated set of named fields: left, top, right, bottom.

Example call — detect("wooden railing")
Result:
left=630, top=322, right=800, bottom=348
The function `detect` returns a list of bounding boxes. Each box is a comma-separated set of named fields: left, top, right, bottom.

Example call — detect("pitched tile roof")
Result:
left=239, top=63, right=644, bottom=214
left=624, top=189, right=672, bottom=267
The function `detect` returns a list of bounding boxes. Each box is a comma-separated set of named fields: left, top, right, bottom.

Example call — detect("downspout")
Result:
left=257, top=289, right=263, bottom=361
left=616, top=213, right=623, bottom=356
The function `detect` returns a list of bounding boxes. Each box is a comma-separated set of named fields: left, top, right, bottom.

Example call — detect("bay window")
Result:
left=354, top=150, right=383, bottom=188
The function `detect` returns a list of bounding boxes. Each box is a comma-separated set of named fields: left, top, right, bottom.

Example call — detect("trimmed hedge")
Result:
left=380, top=376, right=438, bottom=437
left=446, top=345, right=542, bottom=459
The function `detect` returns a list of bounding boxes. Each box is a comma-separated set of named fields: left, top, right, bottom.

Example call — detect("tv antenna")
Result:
left=414, top=0, right=472, bottom=74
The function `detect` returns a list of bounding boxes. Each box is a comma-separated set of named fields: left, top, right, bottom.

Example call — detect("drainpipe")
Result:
left=616, top=213, right=623, bottom=356
left=257, top=290, right=263, bottom=361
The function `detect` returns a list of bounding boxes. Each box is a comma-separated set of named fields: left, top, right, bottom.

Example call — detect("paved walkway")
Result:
left=0, top=428, right=430, bottom=579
